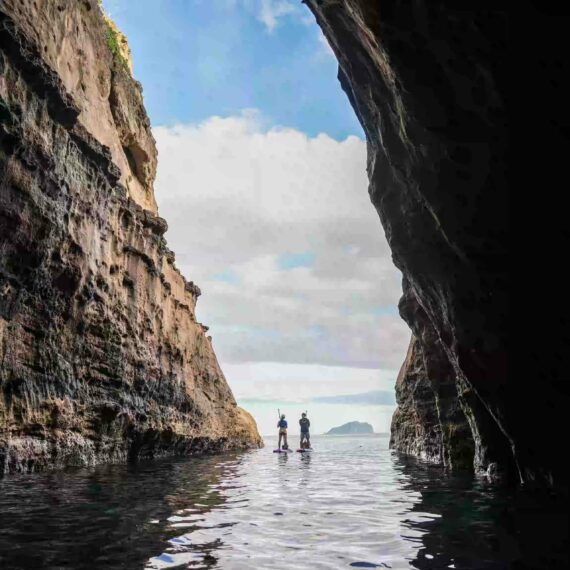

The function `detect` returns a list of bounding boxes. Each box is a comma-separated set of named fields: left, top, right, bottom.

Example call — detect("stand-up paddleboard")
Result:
left=296, top=448, right=313, bottom=453
left=273, top=448, right=293, bottom=453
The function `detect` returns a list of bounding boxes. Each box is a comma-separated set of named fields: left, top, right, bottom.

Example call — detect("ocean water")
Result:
left=0, top=435, right=566, bottom=569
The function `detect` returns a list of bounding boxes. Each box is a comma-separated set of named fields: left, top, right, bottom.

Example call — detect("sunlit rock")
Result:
left=0, top=0, right=261, bottom=474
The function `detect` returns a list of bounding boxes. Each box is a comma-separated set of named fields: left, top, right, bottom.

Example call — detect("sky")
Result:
left=102, top=0, right=410, bottom=436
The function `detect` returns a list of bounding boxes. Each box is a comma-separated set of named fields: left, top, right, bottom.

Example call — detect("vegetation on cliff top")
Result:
left=98, top=2, right=131, bottom=72
left=104, top=19, right=129, bottom=70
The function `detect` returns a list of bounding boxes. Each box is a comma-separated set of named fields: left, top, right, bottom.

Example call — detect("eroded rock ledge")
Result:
left=0, top=0, right=261, bottom=474
left=305, top=3, right=550, bottom=485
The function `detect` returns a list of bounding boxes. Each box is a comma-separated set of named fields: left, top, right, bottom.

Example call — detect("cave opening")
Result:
left=103, top=0, right=480, bottom=468
left=101, top=0, right=411, bottom=439
left=2, top=0, right=567, bottom=567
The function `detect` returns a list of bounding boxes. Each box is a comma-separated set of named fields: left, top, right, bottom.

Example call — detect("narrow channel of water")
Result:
left=0, top=435, right=566, bottom=569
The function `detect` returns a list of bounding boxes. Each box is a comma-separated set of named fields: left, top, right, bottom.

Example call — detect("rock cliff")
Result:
left=305, top=2, right=559, bottom=487
left=0, top=0, right=261, bottom=474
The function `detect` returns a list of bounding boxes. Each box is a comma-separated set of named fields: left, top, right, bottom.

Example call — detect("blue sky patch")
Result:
left=277, top=252, right=315, bottom=270
left=212, top=269, right=240, bottom=284
left=102, top=0, right=363, bottom=140
left=313, top=390, right=396, bottom=406
left=370, top=306, right=399, bottom=317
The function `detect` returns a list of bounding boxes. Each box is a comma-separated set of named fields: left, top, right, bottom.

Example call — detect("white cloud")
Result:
left=153, top=111, right=409, bottom=387
left=229, top=0, right=300, bottom=32
left=225, top=362, right=399, bottom=402
left=258, top=0, right=297, bottom=32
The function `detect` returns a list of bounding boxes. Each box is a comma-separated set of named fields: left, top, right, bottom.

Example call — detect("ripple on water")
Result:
left=0, top=435, right=564, bottom=569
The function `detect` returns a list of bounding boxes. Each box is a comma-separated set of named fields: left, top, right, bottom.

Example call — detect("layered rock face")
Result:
left=390, top=330, right=474, bottom=471
left=0, top=0, right=261, bottom=474
left=305, top=3, right=553, bottom=485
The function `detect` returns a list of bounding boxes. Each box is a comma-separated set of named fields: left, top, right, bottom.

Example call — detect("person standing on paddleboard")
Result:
left=299, top=412, right=311, bottom=449
left=277, top=414, right=289, bottom=450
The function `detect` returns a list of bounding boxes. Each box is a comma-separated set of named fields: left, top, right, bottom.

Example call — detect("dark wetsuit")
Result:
left=299, top=418, right=310, bottom=446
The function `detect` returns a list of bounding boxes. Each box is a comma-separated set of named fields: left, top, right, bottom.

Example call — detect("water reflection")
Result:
left=390, top=454, right=515, bottom=569
left=0, top=454, right=242, bottom=569
left=0, top=436, right=566, bottom=570
left=391, top=453, right=568, bottom=569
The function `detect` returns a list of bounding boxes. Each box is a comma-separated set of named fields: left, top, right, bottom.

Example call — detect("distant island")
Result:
left=326, top=421, right=374, bottom=435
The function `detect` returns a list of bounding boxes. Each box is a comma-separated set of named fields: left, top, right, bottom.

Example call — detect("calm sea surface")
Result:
left=0, top=435, right=566, bottom=569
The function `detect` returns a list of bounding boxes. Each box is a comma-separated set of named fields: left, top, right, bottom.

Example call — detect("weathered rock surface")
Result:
left=390, top=330, right=474, bottom=471
left=0, top=0, right=261, bottom=474
left=390, top=337, right=443, bottom=464
left=305, top=2, right=558, bottom=486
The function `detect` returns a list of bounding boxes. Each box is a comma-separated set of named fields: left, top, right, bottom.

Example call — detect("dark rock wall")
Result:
left=395, top=285, right=482, bottom=472
left=0, top=0, right=563, bottom=489
left=305, top=2, right=559, bottom=486
left=390, top=336, right=443, bottom=464
left=0, top=0, right=261, bottom=474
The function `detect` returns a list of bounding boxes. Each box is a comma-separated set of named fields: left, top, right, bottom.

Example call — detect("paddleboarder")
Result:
left=277, top=413, right=289, bottom=450
left=299, top=412, right=311, bottom=449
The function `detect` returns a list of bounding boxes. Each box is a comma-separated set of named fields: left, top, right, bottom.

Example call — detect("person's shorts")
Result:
left=300, top=431, right=310, bottom=438
left=279, top=429, right=287, bottom=435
